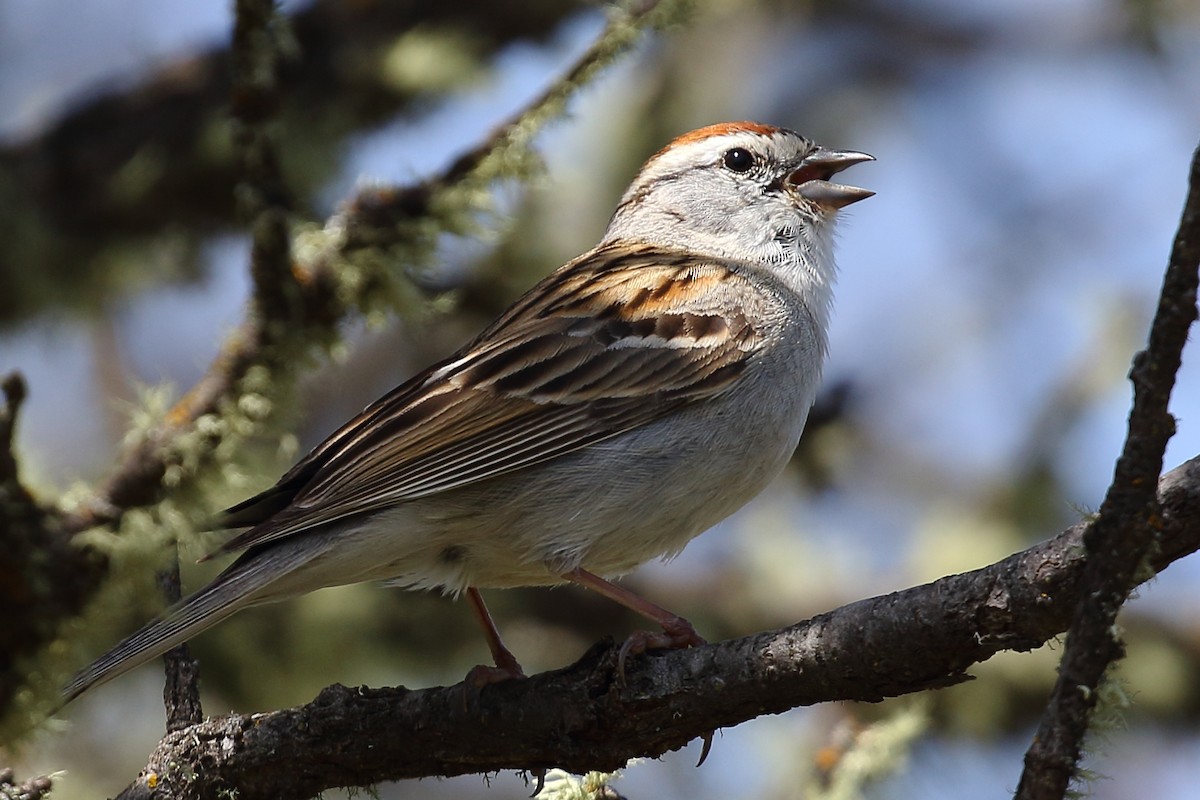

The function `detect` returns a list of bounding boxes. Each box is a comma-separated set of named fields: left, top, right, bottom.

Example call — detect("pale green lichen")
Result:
left=1066, top=669, right=1133, bottom=799
left=325, top=0, right=692, bottom=322
left=807, top=701, right=930, bottom=800
left=1130, top=545, right=1161, bottom=587
left=536, top=767, right=631, bottom=800
left=381, top=27, right=482, bottom=94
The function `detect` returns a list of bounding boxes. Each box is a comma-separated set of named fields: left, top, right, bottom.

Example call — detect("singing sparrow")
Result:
left=66, top=121, right=872, bottom=701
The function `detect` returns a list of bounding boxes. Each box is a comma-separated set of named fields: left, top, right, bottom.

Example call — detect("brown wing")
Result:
left=213, top=243, right=764, bottom=555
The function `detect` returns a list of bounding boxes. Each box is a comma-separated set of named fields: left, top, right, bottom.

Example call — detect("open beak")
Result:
left=790, top=149, right=875, bottom=209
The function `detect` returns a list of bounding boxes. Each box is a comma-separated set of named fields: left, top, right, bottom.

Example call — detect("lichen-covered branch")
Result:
left=1015, top=141, right=1200, bottom=800
left=0, top=0, right=684, bottom=725
left=231, top=0, right=299, bottom=329
left=0, top=373, right=104, bottom=716
left=115, top=456, right=1200, bottom=800
left=0, top=0, right=593, bottom=324
left=0, top=767, right=52, bottom=800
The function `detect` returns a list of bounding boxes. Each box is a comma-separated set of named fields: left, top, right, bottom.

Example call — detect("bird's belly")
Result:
left=362, top=373, right=815, bottom=594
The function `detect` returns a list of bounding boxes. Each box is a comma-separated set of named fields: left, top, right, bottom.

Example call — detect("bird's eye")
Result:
left=722, top=148, right=755, bottom=173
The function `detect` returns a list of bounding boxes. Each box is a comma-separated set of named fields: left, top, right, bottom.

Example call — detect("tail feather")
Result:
left=63, top=540, right=323, bottom=704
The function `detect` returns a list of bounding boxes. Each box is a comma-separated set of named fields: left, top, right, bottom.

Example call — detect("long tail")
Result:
left=63, top=540, right=324, bottom=704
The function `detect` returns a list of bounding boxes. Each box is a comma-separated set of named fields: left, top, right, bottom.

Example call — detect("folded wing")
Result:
left=213, top=243, right=765, bottom=556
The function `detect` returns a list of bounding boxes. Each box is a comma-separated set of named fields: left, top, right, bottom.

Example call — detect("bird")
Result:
left=64, top=121, right=872, bottom=703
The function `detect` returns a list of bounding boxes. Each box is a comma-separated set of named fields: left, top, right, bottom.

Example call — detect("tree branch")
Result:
left=0, top=373, right=29, bottom=492
left=113, top=456, right=1200, bottom=800
left=1015, top=141, right=1200, bottom=799
left=156, top=560, right=202, bottom=733
left=231, top=0, right=299, bottom=327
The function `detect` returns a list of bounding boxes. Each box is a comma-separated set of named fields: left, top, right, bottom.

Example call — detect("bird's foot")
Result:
left=461, top=654, right=526, bottom=711
left=615, top=617, right=714, bottom=766
left=463, top=660, right=526, bottom=688
left=616, top=617, right=706, bottom=685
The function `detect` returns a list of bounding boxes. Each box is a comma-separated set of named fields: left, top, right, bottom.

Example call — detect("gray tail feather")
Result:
left=63, top=541, right=320, bottom=704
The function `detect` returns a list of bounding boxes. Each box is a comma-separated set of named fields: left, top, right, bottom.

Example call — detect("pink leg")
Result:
left=563, top=568, right=714, bottom=765
left=562, top=568, right=706, bottom=676
left=463, top=587, right=526, bottom=687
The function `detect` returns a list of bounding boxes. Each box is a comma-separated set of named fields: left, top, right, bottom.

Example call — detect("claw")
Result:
left=460, top=662, right=526, bottom=711
left=529, top=767, right=547, bottom=797
left=464, top=662, right=526, bottom=687
left=615, top=618, right=706, bottom=685
left=556, top=569, right=714, bottom=768
left=461, top=587, right=527, bottom=709
left=696, top=730, right=715, bottom=767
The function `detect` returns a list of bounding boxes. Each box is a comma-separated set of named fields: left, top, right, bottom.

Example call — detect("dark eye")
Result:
left=722, top=147, right=754, bottom=173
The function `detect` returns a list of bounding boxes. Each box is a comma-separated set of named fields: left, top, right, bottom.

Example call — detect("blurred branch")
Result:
left=0, top=0, right=590, bottom=324
left=231, top=0, right=299, bottom=326
left=0, top=768, right=52, bottom=800
left=114, top=456, right=1200, bottom=800
left=0, top=374, right=104, bottom=715
left=0, top=373, right=29, bottom=490
left=149, top=0, right=299, bottom=731
left=1015, top=141, right=1200, bottom=799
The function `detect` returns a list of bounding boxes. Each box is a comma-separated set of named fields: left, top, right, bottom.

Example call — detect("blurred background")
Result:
left=3, top=0, right=1200, bottom=797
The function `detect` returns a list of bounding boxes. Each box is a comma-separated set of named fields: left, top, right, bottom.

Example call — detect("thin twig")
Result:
left=0, top=373, right=28, bottom=488
left=153, top=0, right=298, bottom=725
left=340, top=0, right=678, bottom=248
left=1014, top=142, right=1200, bottom=799
left=157, top=560, right=203, bottom=732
